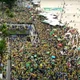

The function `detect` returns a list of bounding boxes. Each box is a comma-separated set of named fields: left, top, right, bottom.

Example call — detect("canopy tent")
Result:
left=39, top=11, right=64, bottom=26
left=42, top=19, right=64, bottom=26
left=42, top=19, right=59, bottom=26
left=38, top=12, right=57, bottom=19
left=46, top=15, right=57, bottom=20
left=38, top=12, right=49, bottom=17
left=49, top=19, right=59, bottom=26
left=59, top=23, right=64, bottom=26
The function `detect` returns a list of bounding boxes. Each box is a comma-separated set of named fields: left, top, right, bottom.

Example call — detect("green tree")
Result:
left=0, top=23, right=8, bottom=60
left=0, top=0, right=17, bottom=9
left=0, top=38, right=6, bottom=73
left=0, top=23, right=7, bottom=73
left=0, top=23, right=9, bottom=37
left=4, top=0, right=17, bottom=9
left=0, top=39, right=6, bottom=57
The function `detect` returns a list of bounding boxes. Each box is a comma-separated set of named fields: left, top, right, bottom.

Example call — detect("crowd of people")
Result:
left=0, top=7, right=35, bottom=24
left=0, top=1, right=80, bottom=80
left=2, top=20, right=80, bottom=80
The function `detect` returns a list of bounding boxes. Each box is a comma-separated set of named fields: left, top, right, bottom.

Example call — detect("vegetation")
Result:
left=0, top=38, right=6, bottom=73
left=0, top=23, right=7, bottom=73
left=0, top=23, right=9, bottom=36
left=0, top=0, right=17, bottom=9
left=6, top=8, right=14, bottom=18
left=0, top=39, right=6, bottom=57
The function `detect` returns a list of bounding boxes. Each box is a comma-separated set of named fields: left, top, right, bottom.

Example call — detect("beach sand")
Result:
left=40, top=0, right=80, bottom=33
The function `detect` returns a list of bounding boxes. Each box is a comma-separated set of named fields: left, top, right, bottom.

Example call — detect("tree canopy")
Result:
left=0, top=39, right=6, bottom=57
left=0, top=23, right=9, bottom=36
left=0, top=0, right=17, bottom=9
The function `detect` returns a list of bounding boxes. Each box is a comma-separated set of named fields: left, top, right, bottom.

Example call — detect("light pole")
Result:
left=60, top=0, right=65, bottom=22
left=6, top=38, right=11, bottom=80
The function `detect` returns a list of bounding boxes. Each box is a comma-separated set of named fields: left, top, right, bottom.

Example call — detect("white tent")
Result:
left=49, top=19, right=59, bottom=26
left=39, top=12, right=57, bottom=18
left=42, top=19, right=64, bottom=26
left=38, top=12, right=48, bottom=17
left=42, top=20, right=51, bottom=24
left=46, top=15, right=57, bottom=20
left=42, top=19, right=60, bottom=26
left=39, top=11, right=64, bottom=26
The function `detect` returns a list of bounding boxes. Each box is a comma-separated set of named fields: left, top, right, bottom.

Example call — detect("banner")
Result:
left=44, top=7, right=63, bottom=11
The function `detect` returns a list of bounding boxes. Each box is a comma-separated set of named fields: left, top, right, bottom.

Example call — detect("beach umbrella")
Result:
left=34, top=54, right=37, bottom=58
left=52, top=29, right=57, bottom=31
left=39, top=63, right=43, bottom=68
left=51, top=62, right=55, bottom=65
left=46, top=51, right=50, bottom=54
left=58, top=43, right=63, bottom=47
left=77, top=60, right=80, bottom=65
left=57, top=38, right=62, bottom=41
left=77, top=47, right=80, bottom=51
left=51, top=56, right=56, bottom=59
left=38, top=12, right=48, bottom=17
left=30, top=68, right=33, bottom=72
left=31, top=56, right=34, bottom=59
left=26, top=62, right=30, bottom=68
left=50, top=31, right=54, bottom=36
